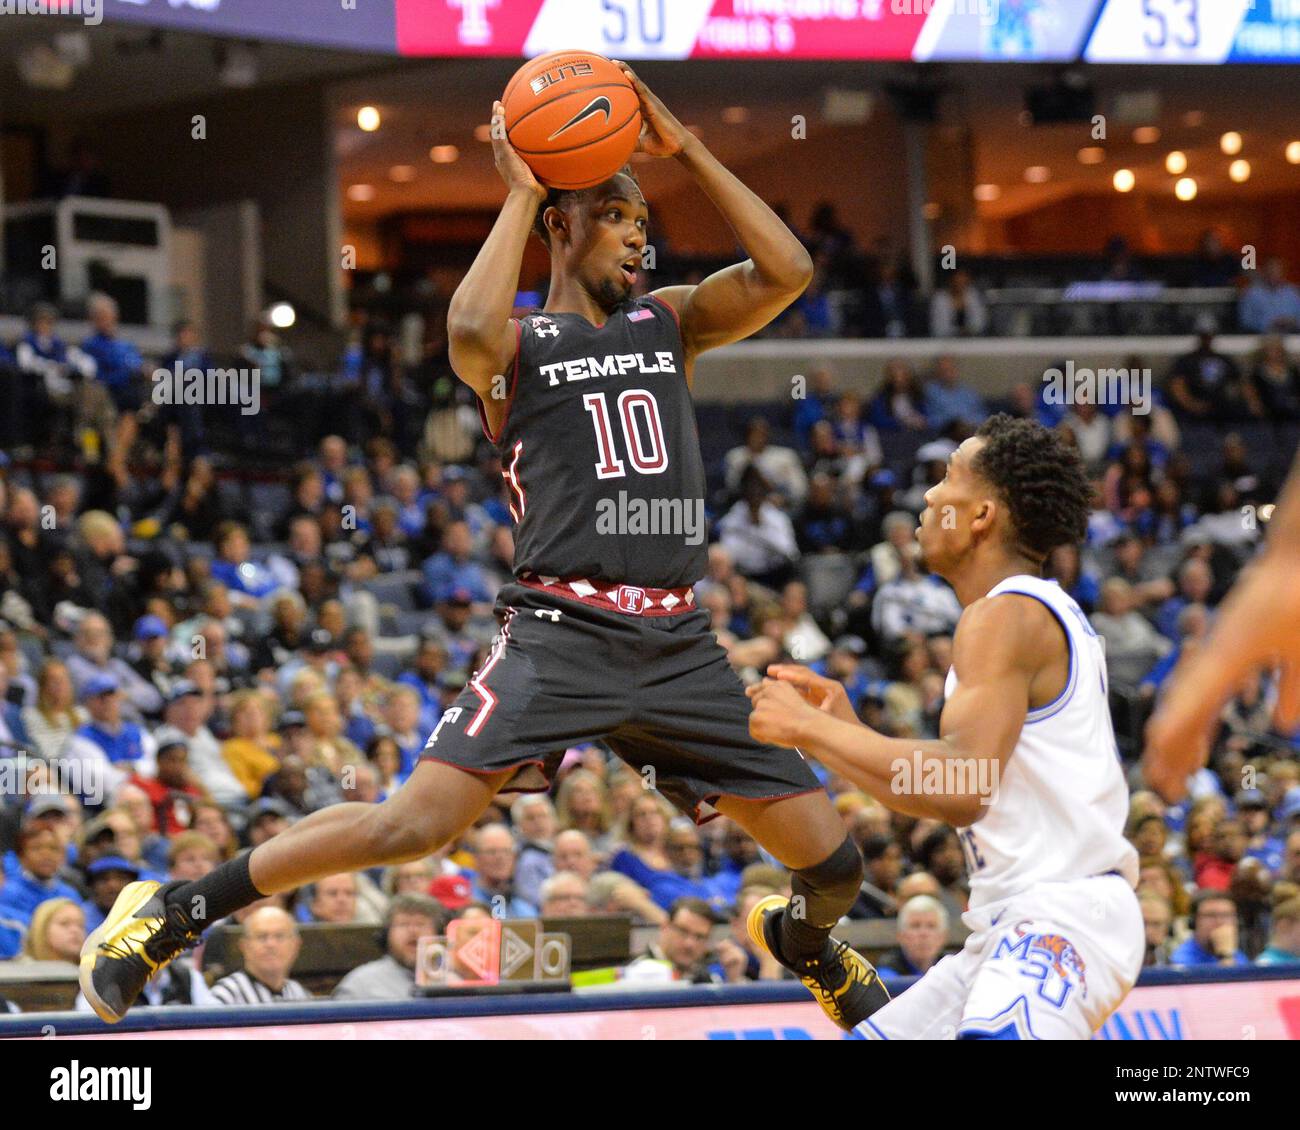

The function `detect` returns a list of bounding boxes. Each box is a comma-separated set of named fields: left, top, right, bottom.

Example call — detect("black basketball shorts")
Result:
left=419, top=580, right=823, bottom=823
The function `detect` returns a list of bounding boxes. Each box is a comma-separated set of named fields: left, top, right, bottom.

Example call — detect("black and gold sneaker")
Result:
left=79, top=880, right=200, bottom=1023
left=747, top=893, right=891, bottom=1031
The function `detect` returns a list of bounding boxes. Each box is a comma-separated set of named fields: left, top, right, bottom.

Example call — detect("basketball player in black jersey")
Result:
left=81, top=63, right=888, bottom=1030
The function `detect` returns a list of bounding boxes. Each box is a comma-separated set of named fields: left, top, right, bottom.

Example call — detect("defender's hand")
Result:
left=747, top=678, right=819, bottom=748
left=765, top=664, right=858, bottom=725
left=490, top=100, right=545, bottom=200
left=613, top=61, right=692, bottom=158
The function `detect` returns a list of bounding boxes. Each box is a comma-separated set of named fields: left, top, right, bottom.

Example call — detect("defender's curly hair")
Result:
left=972, top=413, right=1091, bottom=562
left=532, top=166, right=642, bottom=247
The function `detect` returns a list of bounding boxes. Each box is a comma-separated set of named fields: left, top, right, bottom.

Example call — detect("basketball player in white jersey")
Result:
left=746, top=414, right=1143, bottom=1039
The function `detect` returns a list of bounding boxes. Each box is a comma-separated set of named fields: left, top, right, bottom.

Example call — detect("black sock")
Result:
left=166, top=850, right=266, bottom=931
left=780, top=836, right=864, bottom=963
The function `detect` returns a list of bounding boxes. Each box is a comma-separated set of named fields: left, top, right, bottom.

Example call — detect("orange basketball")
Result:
left=502, top=51, right=641, bottom=191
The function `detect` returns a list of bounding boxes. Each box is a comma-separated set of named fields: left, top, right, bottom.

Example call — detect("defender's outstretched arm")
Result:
left=749, top=596, right=1047, bottom=826
left=1144, top=450, right=1300, bottom=801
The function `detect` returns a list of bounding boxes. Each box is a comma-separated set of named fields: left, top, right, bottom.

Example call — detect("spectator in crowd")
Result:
left=553, top=829, right=600, bottom=882
left=723, top=417, right=808, bottom=509
left=62, top=674, right=157, bottom=803
left=333, top=894, right=445, bottom=1000
left=538, top=871, right=590, bottom=918
left=221, top=689, right=281, bottom=801
left=1256, top=898, right=1300, bottom=966
left=850, top=834, right=903, bottom=919
left=166, top=832, right=221, bottom=883
left=512, top=795, right=558, bottom=910
left=1247, top=335, right=1300, bottom=420
left=1140, top=891, right=1176, bottom=967
left=1239, top=257, right=1300, bottom=334
left=130, top=733, right=204, bottom=837
left=0, top=825, right=83, bottom=958
left=20, top=659, right=86, bottom=762
left=210, top=906, right=310, bottom=1004
left=420, top=521, right=494, bottom=611
left=67, top=612, right=164, bottom=721
left=859, top=257, right=915, bottom=339
left=468, top=825, right=537, bottom=918
left=869, top=359, right=929, bottom=431
left=1166, top=321, right=1246, bottom=421
left=871, top=541, right=962, bottom=646
left=1169, top=890, right=1251, bottom=967
left=17, top=897, right=85, bottom=964
left=298, top=873, right=366, bottom=925
left=1090, top=579, right=1174, bottom=689
left=80, top=855, right=142, bottom=934
left=162, top=681, right=245, bottom=806
left=929, top=270, right=988, bottom=338
left=625, top=896, right=723, bottom=984
left=925, top=355, right=986, bottom=433
left=80, top=292, right=144, bottom=458
left=914, top=827, right=969, bottom=921
left=210, top=522, right=281, bottom=605
left=717, top=466, right=800, bottom=590
left=240, top=319, right=294, bottom=394
left=877, top=894, right=949, bottom=977
left=13, top=302, right=98, bottom=453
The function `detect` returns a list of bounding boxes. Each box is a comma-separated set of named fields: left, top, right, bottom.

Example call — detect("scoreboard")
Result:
left=92, top=0, right=1300, bottom=63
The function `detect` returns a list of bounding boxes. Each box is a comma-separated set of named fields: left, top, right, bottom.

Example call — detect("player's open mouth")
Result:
left=620, top=258, right=638, bottom=285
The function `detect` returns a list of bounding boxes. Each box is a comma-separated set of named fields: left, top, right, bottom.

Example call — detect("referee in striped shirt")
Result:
left=210, top=906, right=311, bottom=1005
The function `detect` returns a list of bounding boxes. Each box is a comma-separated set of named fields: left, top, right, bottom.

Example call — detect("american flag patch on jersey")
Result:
left=626, top=308, right=654, bottom=322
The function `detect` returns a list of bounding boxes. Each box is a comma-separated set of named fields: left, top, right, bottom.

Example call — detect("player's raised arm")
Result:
left=1144, top=449, right=1300, bottom=801
left=446, top=100, right=546, bottom=409
left=749, top=596, right=1041, bottom=826
left=611, top=62, right=814, bottom=365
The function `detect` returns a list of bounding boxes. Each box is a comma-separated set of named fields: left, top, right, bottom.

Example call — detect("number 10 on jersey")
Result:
left=583, top=389, right=669, bottom=479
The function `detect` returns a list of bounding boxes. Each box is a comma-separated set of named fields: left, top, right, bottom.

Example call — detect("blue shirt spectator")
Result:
left=1239, top=259, right=1300, bottom=333
left=925, top=357, right=986, bottom=431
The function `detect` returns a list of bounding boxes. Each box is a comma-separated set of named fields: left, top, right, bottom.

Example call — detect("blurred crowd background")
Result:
left=1, top=209, right=1299, bottom=1008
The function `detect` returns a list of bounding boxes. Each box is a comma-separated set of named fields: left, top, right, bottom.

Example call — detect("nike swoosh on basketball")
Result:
left=548, top=96, right=612, bottom=141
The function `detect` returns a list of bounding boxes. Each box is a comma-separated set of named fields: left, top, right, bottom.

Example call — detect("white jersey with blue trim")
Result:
left=948, top=574, right=1138, bottom=910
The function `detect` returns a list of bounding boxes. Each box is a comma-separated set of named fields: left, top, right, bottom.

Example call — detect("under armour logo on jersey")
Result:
left=534, top=608, right=563, bottom=622
left=530, top=316, right=559, bottom=338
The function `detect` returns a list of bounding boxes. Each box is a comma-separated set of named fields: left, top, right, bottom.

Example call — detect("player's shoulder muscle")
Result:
left=449, top=317, right=519, bottom=396
left=952, top=593, right=1057, bottom=684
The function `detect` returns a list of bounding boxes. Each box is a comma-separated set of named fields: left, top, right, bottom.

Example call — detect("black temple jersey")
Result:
left=480, top=293, right=708, bottom=589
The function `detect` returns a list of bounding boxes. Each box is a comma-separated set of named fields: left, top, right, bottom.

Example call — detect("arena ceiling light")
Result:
left=1023, top=166, right=1051, bottom=183
left=1175, top=177, right=1198, bottom=201
left=1287, top=141, right=1300, bottom=164
left=1229, top=159, right=1251, bottom=183
left=1112, top=169, right=1136, bottom=193
left=267, top=303, right=296, bottom=330
left=973, top=184, right=1001, bottom=202
left=357, top=106, right=381, bottom=132
left=1220, top=131, right=1243, bottom=155
left=1077, top=147, right=1106, bottom=165
left=1132, top=126, right=1160, bottom=144
left=1165, top=151, right=1187, bottom=175
left=429, top=145, right=459, bottom=164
